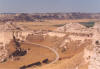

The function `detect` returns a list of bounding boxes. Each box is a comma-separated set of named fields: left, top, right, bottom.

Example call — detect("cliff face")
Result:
left=0, top=22, right=32, bottom=62
left=88, top=22, right=100, bottom=69
left=0, top=32, right=13, bottom=62
left=0, top=13, right=100, bottom=22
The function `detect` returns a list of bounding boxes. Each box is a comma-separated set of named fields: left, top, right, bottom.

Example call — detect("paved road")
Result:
left=25, top=41, right=59, bottom=64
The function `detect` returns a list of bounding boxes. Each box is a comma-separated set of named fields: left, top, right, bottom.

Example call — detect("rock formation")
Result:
left=88, top=22, right=100, bottom=69
left=0, top=22, right=33, bottom=62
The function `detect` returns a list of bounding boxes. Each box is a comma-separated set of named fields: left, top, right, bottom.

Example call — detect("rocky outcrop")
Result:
left=0, top=44, right=8, bottom=62
left=0, top=22, right=33, bottom=62
left=88, top=22, right=100, bottom=69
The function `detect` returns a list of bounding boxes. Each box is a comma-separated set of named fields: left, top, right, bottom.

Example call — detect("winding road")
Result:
left=25, top=41, right=59, bottom=64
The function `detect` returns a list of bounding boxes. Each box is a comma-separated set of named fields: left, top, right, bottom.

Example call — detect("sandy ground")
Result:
left=0, top=37, right=89, bottom=69
left=26, top=37, right=90, bottom=69
left=0, top=43, right=56, bottom=69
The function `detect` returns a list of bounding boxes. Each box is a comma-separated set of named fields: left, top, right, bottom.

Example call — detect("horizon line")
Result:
left=0, top=12, right=100, bottom=14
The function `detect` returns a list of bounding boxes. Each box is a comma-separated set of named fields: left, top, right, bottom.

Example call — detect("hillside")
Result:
left=0, top=13, right=100, bottom=22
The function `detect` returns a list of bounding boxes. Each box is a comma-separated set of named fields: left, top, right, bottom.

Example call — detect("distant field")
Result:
left=16, top=19, right=96, bottom=27
left=15, top=19, right=96, bottom=30
left=16, top=19, right=97, bottom=25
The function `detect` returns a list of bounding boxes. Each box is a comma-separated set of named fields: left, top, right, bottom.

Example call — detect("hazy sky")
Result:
left=0, top=0, right=100, bottom=13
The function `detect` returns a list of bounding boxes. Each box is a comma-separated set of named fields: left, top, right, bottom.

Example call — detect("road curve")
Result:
left=24, top=41, right=59, bottom=64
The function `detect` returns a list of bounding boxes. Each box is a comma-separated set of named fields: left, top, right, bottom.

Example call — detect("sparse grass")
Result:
left=53, top=24, right=65, bottom=27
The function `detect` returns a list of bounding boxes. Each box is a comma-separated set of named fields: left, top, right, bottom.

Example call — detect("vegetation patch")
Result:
left=53, top=24, right=65, bottom=27
left=79, top=22, right=95, bottom=28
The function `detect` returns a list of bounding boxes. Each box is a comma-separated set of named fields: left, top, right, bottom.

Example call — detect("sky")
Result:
left=0, top=0, right=100, bottom=13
